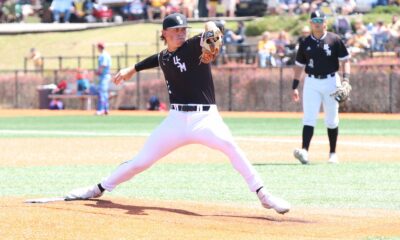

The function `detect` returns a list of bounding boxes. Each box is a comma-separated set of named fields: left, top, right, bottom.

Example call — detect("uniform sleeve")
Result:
left=295, top=41, right=307, bottom=67
left=336, top=36, right=350, bottom=61
left=134, top=54, right=159, bottom=72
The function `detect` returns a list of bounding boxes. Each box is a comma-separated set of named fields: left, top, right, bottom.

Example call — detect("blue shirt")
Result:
left=98, top=51, right=112, bottom=77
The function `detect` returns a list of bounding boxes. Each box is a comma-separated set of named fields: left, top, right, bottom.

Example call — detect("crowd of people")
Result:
left=1, top=0, right=399, bottom=23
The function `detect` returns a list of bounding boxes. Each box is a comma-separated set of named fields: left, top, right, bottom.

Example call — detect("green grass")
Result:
left=0, top=114, right=399, bottom=211
left=0, top=115, right=399, bottom=137
left=1, top=162, right=399, bottom=210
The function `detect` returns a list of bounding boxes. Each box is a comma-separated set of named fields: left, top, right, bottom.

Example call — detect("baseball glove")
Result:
left=199, top=21, right=223, bottom=64
left=330, top=81, right=352, bottom=103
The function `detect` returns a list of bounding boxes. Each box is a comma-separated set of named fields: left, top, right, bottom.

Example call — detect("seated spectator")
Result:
left=298, top=0, right=319, bottom=14
left=278, top=0, right=297, bottom=15
left=147, top=95, right=160, bottom=110
left=274, top=30, right=291, bottom=65
left=121, top=0, right=145, bottom=20
left=147, top=0, right=167, bottom=20
left=50, top=0, right=74, bottom=23
left=49, top=98, right=64, bottom=110
left=224, top=20, right=246, bottom=44
left=182, top=0, right=195, bottom=18
left=258, top=31, right=277, bottom=68
left=387, top=15, right=400, bottom=49
left=340, top=0, right=355, bottom=15
left=207, top=0, right=218, bottom=17
left=76, top=69, right=91, bottom=95
left=52, top=79, right=68, bottom=95
left=166, top=0, right=182, bottom=15
left=297, top=25, right=310, bottom=46
left=333, top=15, right=352, bottom=42
left=371, top=20, right=390, bottom=51
left=347, top=29, right=372, bottom=55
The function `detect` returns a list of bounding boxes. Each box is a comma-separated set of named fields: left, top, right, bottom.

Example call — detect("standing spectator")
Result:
left=257, top=31, right=277, bottom=67
left=222, top=0, right=235, bottom=17
left=29, top=48, right=43, bottom=72
left=50, top=0, right=74, bottom=23
left=96, top=42, right=112, bottom=116
left=347, top=29, right=372, bottom=56
left=387, top=15, right=400, bottom=49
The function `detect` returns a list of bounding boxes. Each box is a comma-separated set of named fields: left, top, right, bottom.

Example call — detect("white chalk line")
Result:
left=0, top=130, right=399, bottom=148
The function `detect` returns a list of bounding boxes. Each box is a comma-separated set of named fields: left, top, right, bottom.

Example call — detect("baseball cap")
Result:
left=97, top=42, right=105, bottom=49
left=310, top=10, right=326, bottom=21
left=162, top=13, right=191, bottom=30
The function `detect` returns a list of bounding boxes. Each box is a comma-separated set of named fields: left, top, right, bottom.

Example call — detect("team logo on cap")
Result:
left=176, top=15, right=183, bottom=25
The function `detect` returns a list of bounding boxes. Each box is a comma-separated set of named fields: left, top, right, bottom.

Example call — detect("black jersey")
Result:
left=158, top=34, right=216, bottom=105
left=295, top=32, right=350, bottom=75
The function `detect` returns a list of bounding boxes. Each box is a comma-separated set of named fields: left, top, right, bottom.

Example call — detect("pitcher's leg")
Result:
left=192, top=112, right=263, bottom=192
left=101, top=113, right=187, bottom=191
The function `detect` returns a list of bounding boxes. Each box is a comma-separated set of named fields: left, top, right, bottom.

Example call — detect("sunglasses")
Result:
left=311, top=18, right=325, bottom=24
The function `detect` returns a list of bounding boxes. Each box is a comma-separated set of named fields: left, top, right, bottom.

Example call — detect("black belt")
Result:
left=171, top=104, right=211, bottom=112
left=308, top=73, right=335, bottom=79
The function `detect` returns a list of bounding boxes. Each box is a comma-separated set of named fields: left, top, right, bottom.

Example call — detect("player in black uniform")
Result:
left=292, top=10, right=351, bottom=164
left=66, top=13, right=290, bottom=214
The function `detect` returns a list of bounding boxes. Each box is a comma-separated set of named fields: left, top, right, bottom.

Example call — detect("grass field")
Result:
left=0, top=110, right=399, bottom=239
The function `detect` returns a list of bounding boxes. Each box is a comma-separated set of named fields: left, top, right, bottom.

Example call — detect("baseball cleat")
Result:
left=65, top=184, right=103, bottom=200
left=294, top=148, right=309, bottom=164
left=328, top=152, right=338, bottom=164
left=257, top=190, right=290, bottom=214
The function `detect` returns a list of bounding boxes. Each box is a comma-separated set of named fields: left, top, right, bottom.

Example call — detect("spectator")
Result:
left=224, top=20, right=246, bottom=44
left=298, top=0, right=319, bottom=14
left=297, top=25, right=310, bottom=46
left=147, top=0, right=167, bottom=20
left=29, top=48, right=43, bottom=71
left=76, top=68, right=91, bottom=95
left=222, top=0, right=235, bottom=17
left=95, top=42, right=112, bottom=116
left=387, top=15, right=400, bottom=49
left=340, top=0, right=355, bottom=15
left=182, top=0, right=195, bottom=18
left=52, top=79, right=68, bottom=95
left=147, top=95, right=160, bottom=110
left=332, top=15, right=352, bottom=42
left=257, top=31, right=277, bottom=67
left=347, top=29, right=372, bottom=55
left=371, top=20, right=390, bottom=51
left=278, top=0, right=297, bottom=15
left=121, top=0, right=145, bottom=20
left=166, top=0, right=182, bottom=15
left=207, top=0, right=218, bottom=17
left=50, top=0, right=74, bottom=23
left=49, top=98, right=64, bottom=110
left=274, top=30, right=290, bottom=65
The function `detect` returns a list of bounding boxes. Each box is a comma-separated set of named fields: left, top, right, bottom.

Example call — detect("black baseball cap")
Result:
left=310, top=10, right=326, bottom=20
left=162, top=13, right=191, bottom=30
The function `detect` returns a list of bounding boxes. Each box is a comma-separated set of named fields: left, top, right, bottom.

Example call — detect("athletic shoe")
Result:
left=293, top=148, right=309, bottom=164
left=257, top=190, right=290, bottom=214
left=328, top=152, right=338, bottom=164
left=65, top=184, right=103, bottom=200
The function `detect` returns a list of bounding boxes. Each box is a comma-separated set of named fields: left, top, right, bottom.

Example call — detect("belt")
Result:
left=308, top=73, right=335, bottom=79
left=171, top=104, right=211, bottom=112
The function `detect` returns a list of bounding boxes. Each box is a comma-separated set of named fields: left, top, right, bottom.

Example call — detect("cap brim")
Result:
left=165, top=25, right=191, bottom=29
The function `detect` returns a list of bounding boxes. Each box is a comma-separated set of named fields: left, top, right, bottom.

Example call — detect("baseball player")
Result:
left=66, top=13, right=290, bottom=214
left=292, top=10, right=352, bottom=164
left=96, top=42, right=112, bottom=116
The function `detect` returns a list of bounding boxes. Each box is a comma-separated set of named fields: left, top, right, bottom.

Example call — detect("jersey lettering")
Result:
left=173, top=56, right=187, bottom=72
left=323, top=44, right=331, bottom=56
left=308, top=59, right=314, bottom=68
